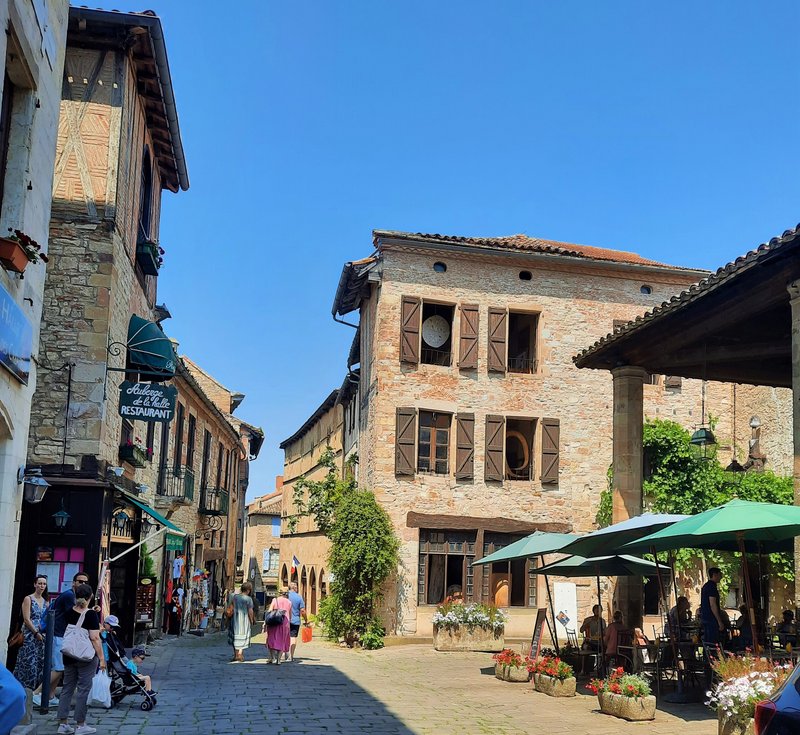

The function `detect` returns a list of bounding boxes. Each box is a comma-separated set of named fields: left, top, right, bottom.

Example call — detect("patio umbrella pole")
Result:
left=540, top=553, right=560, bottom=654
left=596, top=574, right=605, bottom=675
left=653, top=547, right=685, bottom=700
left=737, top=532, right=759, bottom=652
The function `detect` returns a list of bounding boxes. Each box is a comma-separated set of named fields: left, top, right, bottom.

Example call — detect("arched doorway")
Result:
left=309, top=568, right=317, bottom=614
left=301, top=566, right=307, bottom=602
left=319, top=569, right=327, bottom=600
left=281, top=564, right=289, bottom=589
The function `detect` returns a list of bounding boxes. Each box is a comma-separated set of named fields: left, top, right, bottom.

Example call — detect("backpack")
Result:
left=61, top=609, right=95, bottom=662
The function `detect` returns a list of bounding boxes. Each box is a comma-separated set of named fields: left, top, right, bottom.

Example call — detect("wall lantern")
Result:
left=690, top=427, right=717, bottom=447
left=112, top=509, right=130, bottom=534
left=141, top=517, right=159, bottom=537
left=52, top=499, right=70, bottom=531
left=19, top=467, right=50, bottom=504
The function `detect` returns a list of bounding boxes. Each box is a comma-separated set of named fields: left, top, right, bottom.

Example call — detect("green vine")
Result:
left=290, top=447, right=399, bottom=647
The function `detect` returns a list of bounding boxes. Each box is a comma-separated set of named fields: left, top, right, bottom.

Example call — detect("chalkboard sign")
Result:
left=530, top=607, right=549, bottom=659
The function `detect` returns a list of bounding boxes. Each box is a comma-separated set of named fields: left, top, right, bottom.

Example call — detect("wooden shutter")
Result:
left=540, top=418, right=560, bottom=484
left=458, top=304, right=479, bottom=369
left=455, top=413, right=475, bottom=480
left=487, top=308, right=507, bottom=372
left=395, top=407, right=417, bottom=476
left=400, top=296, right=421, bottom=364
left=485, top=414, right=505, bottom=482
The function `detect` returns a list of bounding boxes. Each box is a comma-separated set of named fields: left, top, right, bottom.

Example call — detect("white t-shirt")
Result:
left=177, top=588, right=185, bottom=604
left=173, top=557, right=185, bottom=580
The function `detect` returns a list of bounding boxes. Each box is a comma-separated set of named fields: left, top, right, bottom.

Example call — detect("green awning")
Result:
left=122, top=492, right=184, bottom=535
left=127, top=315, right=177, bottom=381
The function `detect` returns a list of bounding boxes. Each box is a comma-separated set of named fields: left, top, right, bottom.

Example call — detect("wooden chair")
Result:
left=566, top=629, right=597, bottom=676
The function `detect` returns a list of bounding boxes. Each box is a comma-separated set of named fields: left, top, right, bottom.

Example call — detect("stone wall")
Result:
left=357, top=246, right=791, bottom=635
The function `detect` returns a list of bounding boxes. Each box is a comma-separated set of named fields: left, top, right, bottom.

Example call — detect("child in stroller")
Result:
left=101, top=620, right=157, bottom=711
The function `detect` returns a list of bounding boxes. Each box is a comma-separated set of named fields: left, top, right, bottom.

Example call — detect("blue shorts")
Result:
left=52, top=636, right=64, bottom=672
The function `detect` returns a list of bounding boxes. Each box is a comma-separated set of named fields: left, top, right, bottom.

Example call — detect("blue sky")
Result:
left=91, top=1, right=800, bottom=498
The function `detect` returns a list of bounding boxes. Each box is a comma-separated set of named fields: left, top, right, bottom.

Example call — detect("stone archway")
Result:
left=309, top=568, right=317, bottom=614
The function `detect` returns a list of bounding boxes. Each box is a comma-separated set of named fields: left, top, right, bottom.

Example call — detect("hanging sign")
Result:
left=0, top=281, right=32, bottom=385
left=118, top=380, right=177, bottom=422
left=166, top=533, right=183, bottom=551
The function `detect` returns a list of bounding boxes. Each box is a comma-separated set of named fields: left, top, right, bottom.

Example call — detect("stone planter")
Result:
left=598, top=691, right=656, bottom=721
left=533, top=673, right=576, bottom=697
left=718, top=713, right=755, bottom=735
left=433, top=626, right=503, bottom=652
left=495, top=663, right=530, bottom=682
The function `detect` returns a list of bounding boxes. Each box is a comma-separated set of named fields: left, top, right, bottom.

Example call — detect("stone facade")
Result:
left=334, top=232, right=792, bottom=637
left=243, top=484, right=283, bottom=597
left=0, top=0, right=69, bottom=661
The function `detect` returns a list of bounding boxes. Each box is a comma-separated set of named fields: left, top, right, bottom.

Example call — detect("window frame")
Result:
left=506, top=309, right=539, bottom=374
left=480, top=533, right=537, bottom=608
left=417, top=529, right=477, bottom=605
left=417, top=411, right=452, bottom=475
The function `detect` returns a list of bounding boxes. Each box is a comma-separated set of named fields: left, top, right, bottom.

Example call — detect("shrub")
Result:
left=587, top=667, right=652, bottom=698
left=360, top=619, right=386, bottom=650
left=492, top=648, right=525, bottom=668
left=527, top=655, right=574, bottom=681
left=432, top=602, right=508, bottom=632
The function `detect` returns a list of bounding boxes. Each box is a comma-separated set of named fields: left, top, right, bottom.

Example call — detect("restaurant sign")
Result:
left=118, top=380, right=177, bottom=422
left=0, top=281, right=32, bottom=385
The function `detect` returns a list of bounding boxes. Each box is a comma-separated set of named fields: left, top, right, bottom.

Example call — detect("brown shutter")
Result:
left=395, top=407, right=417, bottom=476
left=455, top=413, right=475, bottom=480
left=400, top=296, right=421, bottom=364
left=485, top=414, right=505, bottom=482
left=540, top=418, right=560, bottom=484
left=458, top=304, right=479, bottom=369
left=487, top=308, right=507, bottom=372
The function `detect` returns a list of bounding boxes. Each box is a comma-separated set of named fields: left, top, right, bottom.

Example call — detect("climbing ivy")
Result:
left=290, top=448, right=399, bottom=647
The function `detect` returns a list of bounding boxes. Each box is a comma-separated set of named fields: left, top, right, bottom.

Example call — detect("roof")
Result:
left=373, top=230, right=692, bottom=269
left=347, top=326, right=360, bottom=369
left=247, top=489, right=283, bottom=515
left=336, top=369, right=359, bottom=407
left=69, top=7, right=189, bottom=192
left=279, top=389, right=339, bottom=449
left=574, top=223, right=800, bottom=386
left=174, top=358, right=241, bottom=446
left=331, top=257, right=377, bottom=318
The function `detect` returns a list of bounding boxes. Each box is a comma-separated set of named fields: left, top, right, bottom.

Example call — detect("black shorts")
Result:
left=290, top=624, right=301, bottom=637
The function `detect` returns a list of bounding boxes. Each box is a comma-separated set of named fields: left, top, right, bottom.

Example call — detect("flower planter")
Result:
left=136, top=240, right=160, bottom=276
left=433, top=626, right=504, bottom=652
left=119, top=444, right=147, bottom=468
left=533, top=673, right=576, bottom=697
left=718, top=713, right=755, bottom=735
left=0, top=237, right=29, bottom=273
left=495, top=663, right=529, bottom=682
left=597, top=691, right=656, bottom=721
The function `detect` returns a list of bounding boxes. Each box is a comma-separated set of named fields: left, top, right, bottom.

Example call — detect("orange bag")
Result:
left=301, top=625, right=313, bottom=643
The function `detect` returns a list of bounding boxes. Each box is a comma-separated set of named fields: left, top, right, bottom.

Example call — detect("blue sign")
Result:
left=0, top=282, right=31, bottom=384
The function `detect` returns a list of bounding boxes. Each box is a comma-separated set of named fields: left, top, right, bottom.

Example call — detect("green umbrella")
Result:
left=622, top=499, right=800, bottom=555
left=471, top=531, right=578, bottom=566
left=533, top=554, right=663, bottom=578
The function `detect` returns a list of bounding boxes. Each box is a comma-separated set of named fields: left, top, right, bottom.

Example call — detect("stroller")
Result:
left=104, top=631, right=158, bottom=711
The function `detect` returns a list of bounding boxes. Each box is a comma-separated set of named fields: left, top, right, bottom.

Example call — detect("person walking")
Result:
left=13, top=575, right=49, bottom=691
left=227, top=582, right=254, bottom=663
left=33, top=571, right=90, bottom=708
left=266, top=588, right=292, bottom=665
left=286, top=581, right=308, bottom=662
left=56, top=583, right=105, bottom=735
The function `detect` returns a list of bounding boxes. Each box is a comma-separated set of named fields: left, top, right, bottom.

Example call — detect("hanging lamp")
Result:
left=690, top=344, right=716, bottom=454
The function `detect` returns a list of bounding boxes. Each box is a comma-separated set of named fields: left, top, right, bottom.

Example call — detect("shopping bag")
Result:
left=301, top=625, right=313, bottom=643
left=88, top=670, right=112, bottom=709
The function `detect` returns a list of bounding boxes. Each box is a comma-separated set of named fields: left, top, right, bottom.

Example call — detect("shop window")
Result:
left=507, top=311, right=538, bottom=373
left=481, top=534, right=535, bottom=607
left=417, top=411, right=451, bottom=474
left=643, top=576, right=660, bottom=616
left=418, top=529, right=476, bottom=605
left=420, top=302, right=454, bottom=366
left=36, top=546, right=85, bottom=598
left=505, top=418, right=535, bottom=481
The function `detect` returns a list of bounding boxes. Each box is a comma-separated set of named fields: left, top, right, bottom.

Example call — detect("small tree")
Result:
left=290, top=448, right=399, bottom=647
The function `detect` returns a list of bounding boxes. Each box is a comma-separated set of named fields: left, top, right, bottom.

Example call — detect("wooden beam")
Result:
left=664, top=341, right=791, bottom=368
left=405, top=511, right=572, bottom=534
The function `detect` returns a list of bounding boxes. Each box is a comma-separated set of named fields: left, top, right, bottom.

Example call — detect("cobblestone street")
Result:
left=32, top=630, right=718, bottom=735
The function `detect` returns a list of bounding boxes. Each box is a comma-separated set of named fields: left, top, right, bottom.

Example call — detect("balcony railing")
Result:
left=200, top=486, right=229, bottom=516
left=156, top=465, right=195, bottom=503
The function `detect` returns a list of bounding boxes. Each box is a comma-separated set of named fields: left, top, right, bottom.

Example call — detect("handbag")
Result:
left=225, top=595, right=236, bottom=619
left=265, top=608, right=286, bottom=627
left=61, top=609, right=95, bottom=662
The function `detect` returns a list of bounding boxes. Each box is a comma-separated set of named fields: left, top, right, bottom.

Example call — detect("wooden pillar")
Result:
left=789, top=281, right=800, bottom=606
left=611, top=366, right=647, bottom=628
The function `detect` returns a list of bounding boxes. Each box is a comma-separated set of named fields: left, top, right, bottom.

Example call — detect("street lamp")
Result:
left=52, top=499, right=70, bottom=531
left=112, top=509, right=129, bottom=535
left=19, top=467, right=50, bottom=504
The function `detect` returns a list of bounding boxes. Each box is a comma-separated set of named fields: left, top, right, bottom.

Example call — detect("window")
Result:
left=481, top=534, right=536, bottom=607
left=121, top=419, right=134, bottom=447
left=216, top=444, right=223, bottom=488
left=641, top=285, right=652, bottom=295
left=420, top=302, right=454, bottom=366
left=505, top=418, right=535, bottom=480
left=186, top=415, right=196, bottom=469
left=271, top=517, right=281, bottom=537
left=507, top=311, right=538, bottom=373
left=200, top=430, right=211, bottom=488
left=138, top=146, right=153, bottom=241
left=0, top=74, right=15, bottom=217
left=219, top=531, right=225, bottom=549
left=145, top=422, right=155, bottom=462
left=519, top=270, right=532, bottom=281
left=417, top=411, right=451, bottom=474
left=174, top=404, right=185, bottom=472
left=210, top=530, right=217, bottom=547
left=433, top=261, right=447, bottom=273
left=418, top=529, right=476, bottom=605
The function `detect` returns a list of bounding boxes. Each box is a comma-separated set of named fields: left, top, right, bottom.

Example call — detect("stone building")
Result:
left=329, top=230, right=782, bottom=638
left=244, top=483, right=283, bottom=602
left=12, top=7, right=189, bottom=646
left=279, top=381, right=360, bottom=615
left=0, top=0, right=69, bottom=662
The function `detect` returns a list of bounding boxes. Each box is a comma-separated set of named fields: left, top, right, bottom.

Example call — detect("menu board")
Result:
left=530, top=607, right=549, bottom=659
left=136, top=577, right=157, bottom=623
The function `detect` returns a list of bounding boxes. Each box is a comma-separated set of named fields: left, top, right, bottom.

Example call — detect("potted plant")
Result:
left=432, top=602, right=507, bottom=652
left=492, top=648, right=529, bottom=682
left=119, top=436, right=147, bottom=468
left=707, top=654, right=792, bottom=735
left=136, top=237, right=164, bottom=276
left=0, top=229, right=49, bottom=274
left=529, top=654, right=576, bottom=697
left=587, top=667, right=656, bottom=721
